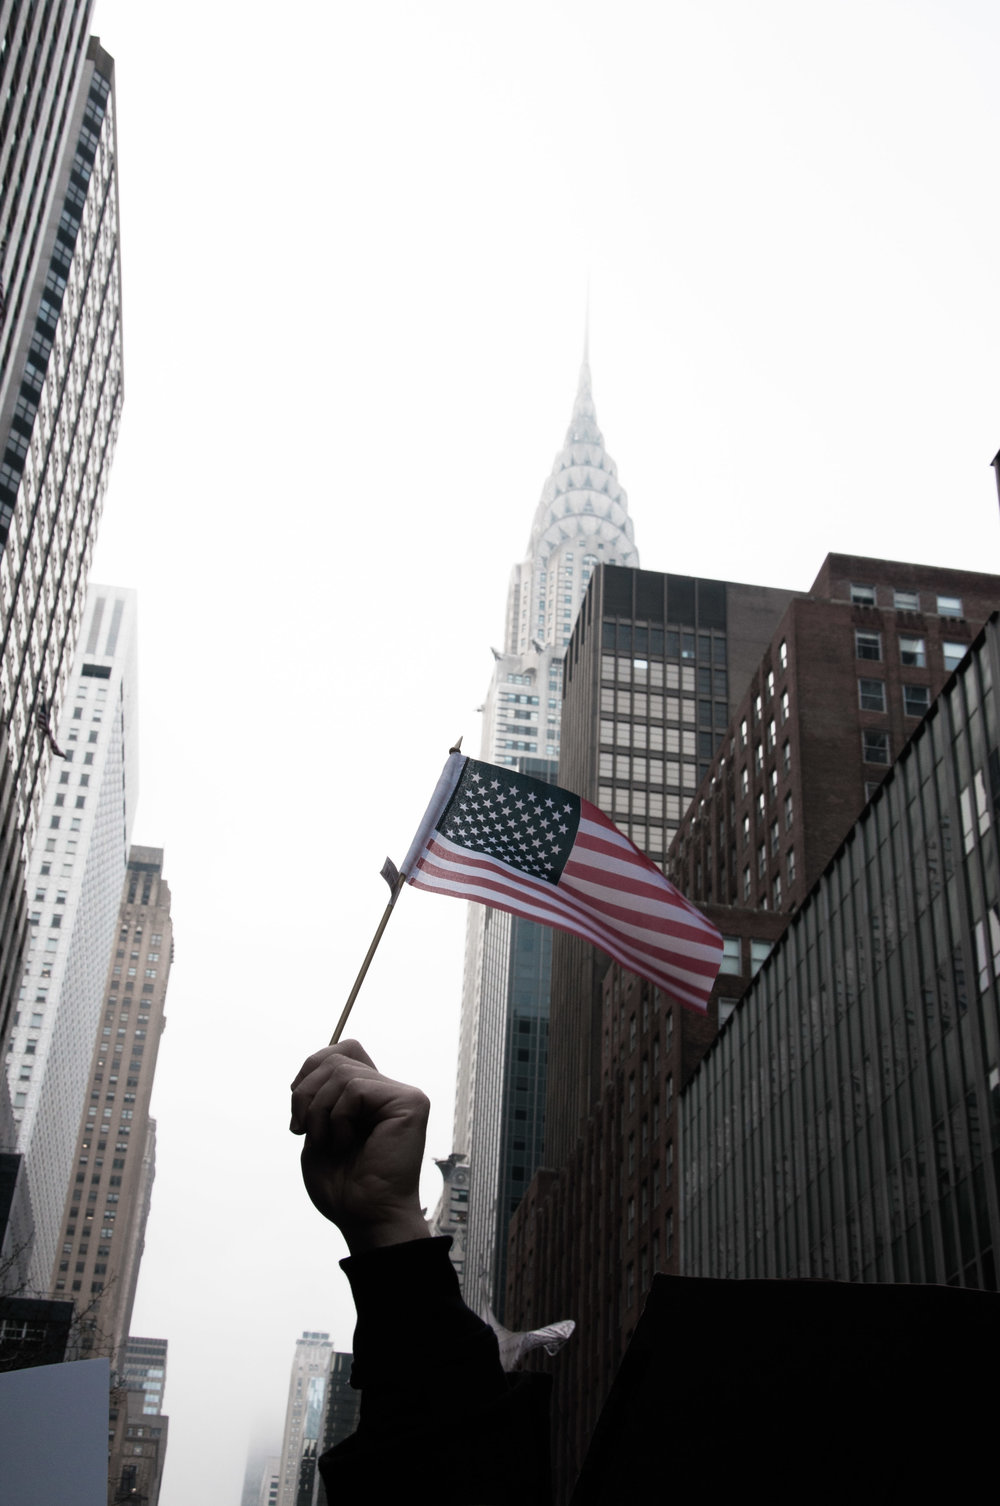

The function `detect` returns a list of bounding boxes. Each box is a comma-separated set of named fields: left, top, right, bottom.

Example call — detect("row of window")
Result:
left=742, top=848, right=796, bottom=905
left=598, top=753, right=701, bottom=790
left=858, top=679, right=930, bottom=717
left=850, top=584, right=963, bottom=616
left=856, top=630, right=967, bottom=670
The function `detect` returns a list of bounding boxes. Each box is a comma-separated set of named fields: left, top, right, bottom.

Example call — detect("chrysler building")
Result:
left=441, top=347, right=639, bottom=1311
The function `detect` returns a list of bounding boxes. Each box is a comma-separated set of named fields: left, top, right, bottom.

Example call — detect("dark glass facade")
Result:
left=682, top=617, right=1000, bottom=1289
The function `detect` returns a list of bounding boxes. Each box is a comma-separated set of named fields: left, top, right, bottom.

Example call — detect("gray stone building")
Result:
left=682, top=613, right=1000, bottom=1288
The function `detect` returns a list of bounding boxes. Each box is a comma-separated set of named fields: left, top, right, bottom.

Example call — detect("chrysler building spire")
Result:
left=510, top=355, right=639, bottom=660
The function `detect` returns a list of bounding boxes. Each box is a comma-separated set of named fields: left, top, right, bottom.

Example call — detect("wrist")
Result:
left=342, top=1206, right=431, bottom=1256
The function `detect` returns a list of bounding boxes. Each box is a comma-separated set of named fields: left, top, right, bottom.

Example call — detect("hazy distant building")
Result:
left=277, top=1331, right=332, bottom=1506
left=53, top=848, right=171, bottom=1366
left=241, top=1445, right=281, bottom=1506
left=682, top=613, right=1000, bottom=1290
left=5, top=587, right=137, bottom=1293
left=0, top=27, right=124, bottom=1059
left=448, top=352, right=639, bottom=1312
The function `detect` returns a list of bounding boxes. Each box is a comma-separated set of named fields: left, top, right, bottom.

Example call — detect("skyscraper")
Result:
left=0, top=23, right=124, bottom=1057
left=446, top=352, right=639, bottom=1310
left=5, top=586, right=137, bottom=1294
left=545, top=563, right=798, bottom=1167
left=53, top=846, right=172, bottom=1368
left=276, top=1331, right=333, bottom=1506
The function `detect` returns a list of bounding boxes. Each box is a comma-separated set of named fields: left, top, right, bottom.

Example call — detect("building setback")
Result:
left=682, top=613, right=1000, bottom=1290
left=443, top=352, right=639, bottom=1314
left=53, top=847, right=171, bottom=1368
left=0, top=28, right=124, bottom=1058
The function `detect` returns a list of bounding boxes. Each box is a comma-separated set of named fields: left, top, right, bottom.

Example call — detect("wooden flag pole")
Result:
left=330, top=736, right=465, bottom=1045
left=330, top=870, right=407, bottom=1044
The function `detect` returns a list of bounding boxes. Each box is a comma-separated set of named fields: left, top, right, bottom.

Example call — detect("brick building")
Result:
left=670, top=554, right=1000, bottom=915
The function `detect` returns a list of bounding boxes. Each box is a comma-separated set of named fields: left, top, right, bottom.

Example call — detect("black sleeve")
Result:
left=318, top=1236, right=552, bottom=1505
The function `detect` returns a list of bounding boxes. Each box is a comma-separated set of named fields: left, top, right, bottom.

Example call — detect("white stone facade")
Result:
left=6, top=585, right=137, bottom=1291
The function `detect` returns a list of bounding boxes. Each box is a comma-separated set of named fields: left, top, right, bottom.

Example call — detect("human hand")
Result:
left=289, top=1040, right=431, bottom=1255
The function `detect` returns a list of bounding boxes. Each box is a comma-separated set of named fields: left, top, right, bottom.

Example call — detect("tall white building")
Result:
left=277, top=1330, right=333, bottom=1506
left=5, top=585, right=137, bottom=1291
left=445, top=351, right=638, bottom=1310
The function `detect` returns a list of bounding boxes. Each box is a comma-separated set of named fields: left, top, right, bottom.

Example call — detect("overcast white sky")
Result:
left=87, top=2, right=1000, bottom=1500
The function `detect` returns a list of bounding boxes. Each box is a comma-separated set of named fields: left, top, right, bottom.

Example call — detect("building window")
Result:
left=787, top=847, right=796, bottom=884
left=766, top=670, right=775, bottom=698
left=719, top=936, right=741, bottom=975
left=767, top=718, right=776, bottom=750
left=855, top=630, right=881, bottom=661
left=770, top=818, right=780, bottom=853
left=740, top=766, right=748, bottom=798
left=750, top=939, right=772, bottom=976
left=903, top=684, right=930, bottom=717
left=943, top=641, right=967, bottom=672
left=773, top=873, right=782, bottom=907
left=899, top=636, right=926, bottom=668
left=893, top=589, right=919, bottom=611
left=779, top=639, right=788, bottom=670
left=757, top=842, right=766, bottom=877
left=782, top=740, right=791, bottom=775
left=743, top=866, right=751, bottom=901
left=742, top=814, right=750, bottom=848
left=784, top=791, right=793, bottom=829
left=858, top=678, right=886, bottom=712
left=937, top=595, right=963, bottom=618
left=863, top=729, right=890, bottom=764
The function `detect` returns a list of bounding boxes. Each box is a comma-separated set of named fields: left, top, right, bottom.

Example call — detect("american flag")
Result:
left=401, top=753, right=723, bottom=1013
